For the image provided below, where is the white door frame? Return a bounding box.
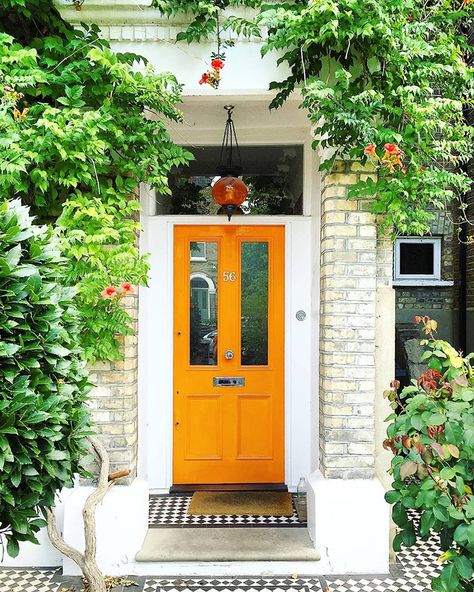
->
[138,214,314,491]
[137,106,320,490]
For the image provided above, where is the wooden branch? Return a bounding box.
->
[108,469,130,481]
[46,507,86,573]
[82,436,111,567]
[45,435,116,592]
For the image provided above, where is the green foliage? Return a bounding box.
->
[0,199,91,558]
[153,0,261,43]
[384,317,474,591]
[157,0,474,235]
[0,1,192,360]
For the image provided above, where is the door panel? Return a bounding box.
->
[184,395,223,460]
[236,395,273,460]
[173,225,284,484]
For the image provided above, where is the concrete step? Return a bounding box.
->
[136,527,321,562]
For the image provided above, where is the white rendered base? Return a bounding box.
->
[0,526,62,568]
[0,487,74,568]
[3,475,389,576]
[126,559,330,577]
[307,470,390,574]
[62,478,149,576]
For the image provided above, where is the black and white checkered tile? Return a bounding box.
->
[148,494,306,528]
[143,576,321,592]
[0,569,58,592]
[323,510,441,592]
[143,510,442,592]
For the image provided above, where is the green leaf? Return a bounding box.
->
[433,505,449,522]
[440,563,458,588]
[454,555,473,579]
[367,56,381,74]
[420,510,435,537]
[392,502,410,527]
[5,244,21,270]
[6,537,19,558]
[439,468,455,480]
[385,490,401,504]
[427,413,446,426]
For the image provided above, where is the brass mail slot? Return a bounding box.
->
[213,377,245,387]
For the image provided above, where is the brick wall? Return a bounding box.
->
[319,161,393,479]
[86,294,139,480]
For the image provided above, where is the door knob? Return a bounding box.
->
[224,349,234,360]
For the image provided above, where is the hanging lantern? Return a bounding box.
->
[211,105,248,221]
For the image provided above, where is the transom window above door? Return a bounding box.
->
[156,144,303,215]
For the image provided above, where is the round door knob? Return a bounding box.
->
[224,349,234,360]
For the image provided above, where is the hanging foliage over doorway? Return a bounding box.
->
[155,0,474,236]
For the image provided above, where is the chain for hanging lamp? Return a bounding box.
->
[211,105,248,221]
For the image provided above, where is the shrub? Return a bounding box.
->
[0,1,192,361]
[0,200,91,558]
[384,316,474,592]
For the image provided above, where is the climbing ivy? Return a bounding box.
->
[155,0,474,235]
[0,0,192,361]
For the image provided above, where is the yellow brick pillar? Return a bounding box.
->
[319,160,393,479]
[87,293,139,479]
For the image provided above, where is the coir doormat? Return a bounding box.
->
[187,491,293,516]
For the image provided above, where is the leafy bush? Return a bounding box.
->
[0,200,91,558]
[384,316,474,592]
[0,0,192,361]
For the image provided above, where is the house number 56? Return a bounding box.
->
[223,271,237,282]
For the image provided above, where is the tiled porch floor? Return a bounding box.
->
[0,510,441,592]
[148,494,306,528]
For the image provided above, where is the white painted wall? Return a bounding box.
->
[57,1,290,94]
[62,479,149,576]
[307,471,390,574]
[1,487,74,567]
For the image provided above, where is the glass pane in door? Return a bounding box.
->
[241,242,268,366]
[190,241,218,365]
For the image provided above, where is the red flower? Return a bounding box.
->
[101,286,117,299]
[418,369,442,392]
[199,72,210,85]
[211,58,224,70]
[364,143,377,157]
[383,438,398,455]
[121,282,134,294]
[427,425,445,439]
[383,143,402,155]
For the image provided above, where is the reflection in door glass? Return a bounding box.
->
[241,242,268,366]
[190,242,218,365]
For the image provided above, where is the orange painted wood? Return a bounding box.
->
[173,225,285,484]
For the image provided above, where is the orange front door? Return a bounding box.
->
[173,225,285,485]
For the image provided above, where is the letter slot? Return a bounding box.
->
[213,377,245,387]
